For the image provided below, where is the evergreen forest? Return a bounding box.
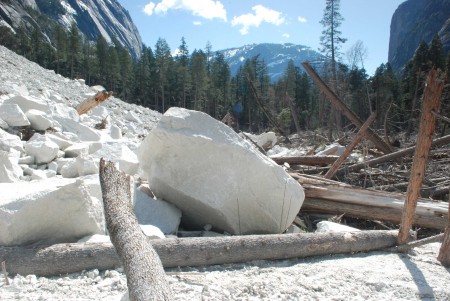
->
[0,22,449,139]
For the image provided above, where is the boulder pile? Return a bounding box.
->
[0,45,305,247]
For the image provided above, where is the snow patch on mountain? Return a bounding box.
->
[219,43,324,82]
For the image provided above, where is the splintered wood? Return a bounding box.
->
[76,90,113,115]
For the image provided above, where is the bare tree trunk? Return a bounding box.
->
[0,231,399,277]
[99,159,173,301]
[398,69,444,244]
[325,112,376,179]
[302,62,392,154]
[286,93,302,136]
[340,134,450,174]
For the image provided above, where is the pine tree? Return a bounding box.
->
[154,38,173,112]
[428,34,446,70]
[319,0,347,134]
[96,36,109,83]
[55,25,67,75]
[190,49,208,111]
[67,22,82,78]
[175,37,191,108]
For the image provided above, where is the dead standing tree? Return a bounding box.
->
[398,69,444,244]
[99,159,173,300]
[302,62,392,154]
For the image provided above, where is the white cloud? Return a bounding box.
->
[142,0,227,21]
[143,2,156,15]
[282,33,290,39]
[193,20,202,26]
[298,16,307,23]
[231,5,285,35]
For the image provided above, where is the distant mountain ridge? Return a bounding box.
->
[0,0,142,59]
[388,0,450,71]
[218,43,325,82]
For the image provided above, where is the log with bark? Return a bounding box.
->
[339,134,450,174]
[291,173,448,230]
[99,159,173,300]
[270,155,339,166]
[0,230,399,277]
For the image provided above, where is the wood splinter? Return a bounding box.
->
[76,90,113,115]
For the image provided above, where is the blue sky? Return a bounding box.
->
[117,0,405,75]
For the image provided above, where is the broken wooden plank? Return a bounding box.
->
[76,90,113,115]
[302,62,392,154]
[398,69,444,244]
[0,230,399,277]
[271,155,339,166]
[325,112,376,179]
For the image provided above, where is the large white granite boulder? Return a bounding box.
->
[92,142,139,175]
[0,104,30,127]
[24,133,59,164]
[133,186,182,234]
[0,150,22,183]
[138,108,305,235]
[4,95,50,113]
[0,176,105,246]
[0,129,24,153]
[25,109,53,131]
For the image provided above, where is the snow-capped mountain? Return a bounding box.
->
[219,43,325,82]
[0,0,142,59]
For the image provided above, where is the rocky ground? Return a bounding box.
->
[0,45,449,300]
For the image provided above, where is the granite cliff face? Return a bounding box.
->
[0,0,142,59]
[388,0,450,71]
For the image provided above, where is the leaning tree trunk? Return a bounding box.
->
[99,159,173,301]
[438,185,450,267]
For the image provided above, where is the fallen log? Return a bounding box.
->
[302,198,446,230]
[294,177,448,229]
[339,134,450,174]
[99,159,173,300]
[76,90,113,115]
[0,230,399,277]
[325,112,376,179]
[271,155,339,166]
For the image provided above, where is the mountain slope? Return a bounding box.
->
[219,43,324,82]
[0,0,142,59]
[388,0,450,71]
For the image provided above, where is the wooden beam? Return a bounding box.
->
[302,62,392,154]
[398,69,444,244]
